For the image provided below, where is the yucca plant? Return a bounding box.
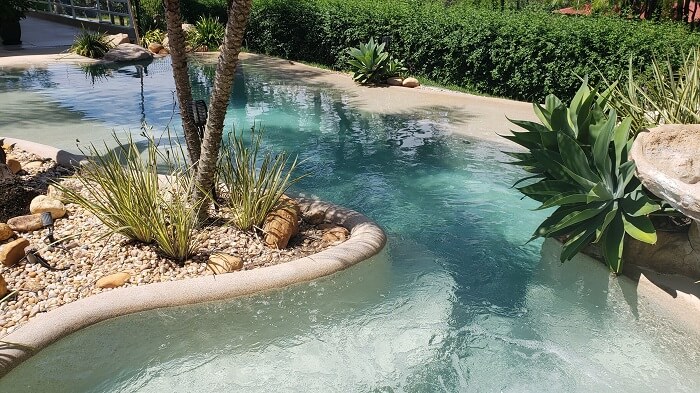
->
[347,38,390,84]
[70,30,111,59]
[601,48,700,135]
[218,127,306,231]
[504,81,660,273]
[57,133,204,262]
[188,16,225,51]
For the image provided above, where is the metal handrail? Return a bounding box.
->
[29,0,136,28]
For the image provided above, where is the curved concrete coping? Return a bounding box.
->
[630,125,700,221]
[1,137,86,167]
[0,140,388,377]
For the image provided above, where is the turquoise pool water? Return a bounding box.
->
[0,59,699,392]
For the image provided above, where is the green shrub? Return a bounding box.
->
[504,81,660,273]
[141,28,166,47]
[58,133,204,262]
[70,30,111,59]
[189,15,225,51]
[245,0,700,102]
[602,48,700,135]
[218,127,306,231]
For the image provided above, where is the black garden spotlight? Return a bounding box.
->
[190,99,208,141]
[40,211,56,246]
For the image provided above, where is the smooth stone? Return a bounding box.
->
[29,195,66,219]
[303,210,325,225]
[158,48,169,55]
[0,274,8,298]
[96,272,131,289]
[387,77,403,86]
[6,158,21,174]
[402,77,420,88]
[47,184,69,203]
[321,226,350,245]
[103,43,154,62]
[263,196,300,249]
[207,253,244,274]
[7,214,43,232]
[106,33,130,47]
[148,42,163,53]
[0,223,14,241]
[0,237,29,267]
[631,124,700,221]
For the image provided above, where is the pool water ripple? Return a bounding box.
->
[0,58,699,392]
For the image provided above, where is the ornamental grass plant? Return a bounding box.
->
[218,127,306,231]
[70,30,111,59]
[58,133,205,262]
[601,48,700,135]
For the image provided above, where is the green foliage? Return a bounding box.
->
[58,133,204,262]
[347,38,390,84]
[189,15,225,51]
[141,28,166,47]
[601,48,700,135]
[70,30,111,59]
[245,0,700,102]
[0,0,31,21]
[504,81,660,273]
[386,57,408,77]
[218,126,306,231]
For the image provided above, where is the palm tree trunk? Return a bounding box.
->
[163,0,201,165]
[192,0,253,219]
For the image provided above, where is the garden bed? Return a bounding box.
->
[0,145,345,338]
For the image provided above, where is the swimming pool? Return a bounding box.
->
[0,57,698,392]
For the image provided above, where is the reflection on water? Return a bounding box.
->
[0,59,699,392]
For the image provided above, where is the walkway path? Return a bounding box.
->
[0,16,84,58]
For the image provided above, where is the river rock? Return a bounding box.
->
[29,195,66,219]
[182,23,195,33]
[321,226,350,245]
[402,77,420,88]
[207,253,243,274]
[47,184,69,203]
[303,210,326,225]
[96,272,131,289]
[263,196,300,249]
[7,214,43,232]
[6,158,21,174]
[0,223,14,241]
[0,274,8,298]
[106,33,130,47]
[103,43,154,62]
[148,42,164,54]
[387,77,403,86]
[158,48,169,55]
[0,237,29,267]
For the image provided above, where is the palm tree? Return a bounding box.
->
[164,0,253,219]
[163,0,201,164]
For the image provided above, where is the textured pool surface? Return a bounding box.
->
[0,58,698,392]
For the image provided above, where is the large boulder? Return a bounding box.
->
[103,43,154,62]
[0,223,14,241]
[631,124,700,221]
[7,214,44,232]
[0,237,29,267]
[29,195,66,219]
[106,33,130,47]
[263,196,300,249]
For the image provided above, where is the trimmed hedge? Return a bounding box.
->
[245,0,700,102]
[138,0,700,102]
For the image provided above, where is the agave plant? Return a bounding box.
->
[347,38,390,84]
[504,81,660,273]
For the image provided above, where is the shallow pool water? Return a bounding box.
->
[0,59,698,392]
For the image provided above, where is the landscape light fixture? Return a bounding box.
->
[381,35,392,51]
[190,100,209,140]
[40,211,56,246]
